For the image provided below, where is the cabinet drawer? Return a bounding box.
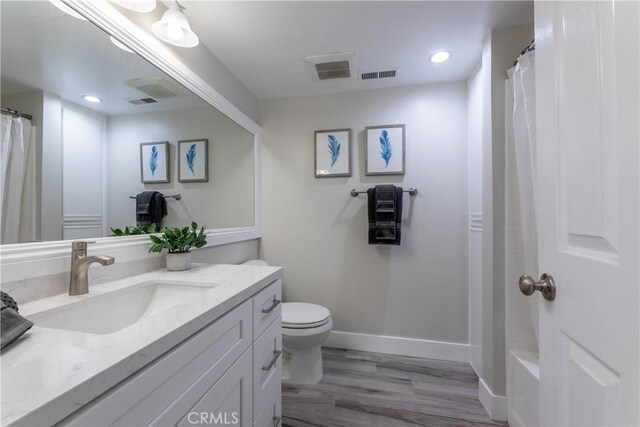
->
[253,317,282,420]
[152,348,253,427]
[60,300,252,426]
[253,280,282,339]
[254,386,282,427]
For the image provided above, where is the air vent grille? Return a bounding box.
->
[128,97,158,105]
[379,70,397,78]
[314,61,351,80]
[305,52,355,82]
[124,76,189,99]
[360,68,398,81]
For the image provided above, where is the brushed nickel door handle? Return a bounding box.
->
[519,273,556,301]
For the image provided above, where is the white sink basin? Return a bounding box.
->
[28,281,216,335]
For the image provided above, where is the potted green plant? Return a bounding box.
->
[111,224,157,236]
[148,222,207,271]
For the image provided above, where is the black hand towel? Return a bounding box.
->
[1,301,33,349]
[367,185,403,245]
[136,191,167,229]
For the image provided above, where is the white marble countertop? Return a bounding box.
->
[0,263,282,426]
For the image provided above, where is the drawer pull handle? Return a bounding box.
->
[262,299,281,314]
[262,350,282,371]
[272,416,281,427]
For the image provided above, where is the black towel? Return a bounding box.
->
[367,185,403,245]
[1,301,33,349]
[136,191,167,229]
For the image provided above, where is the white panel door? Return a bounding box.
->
[535,1,639,426]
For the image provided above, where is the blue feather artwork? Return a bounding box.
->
[149,146,158,176]
[327,135,341,168]
[379,130,392,167]
[186,144,197,174]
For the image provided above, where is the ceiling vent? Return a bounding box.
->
[127,97,158,105]
[124,76,189,99]
[305,52,356,82]
[360,68,399,81]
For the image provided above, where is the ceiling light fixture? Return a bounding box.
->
[151,2,199,48]
[111,0,157,13]
[49,0,87,21]
[83,95,102,103]
[110,36,134,53]
[430,51,451,63]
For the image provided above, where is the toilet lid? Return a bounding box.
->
[282,302,330,328]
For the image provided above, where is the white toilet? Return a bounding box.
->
[281,302,332,385]
[242,260,333,385]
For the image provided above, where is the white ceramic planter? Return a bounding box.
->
[166,252,192,271]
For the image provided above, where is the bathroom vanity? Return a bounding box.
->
[1,264,282,427]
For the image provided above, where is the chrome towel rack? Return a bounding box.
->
[129,194,182,200]
[350,187,418,197]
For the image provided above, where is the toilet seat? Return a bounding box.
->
[282,302,331,330]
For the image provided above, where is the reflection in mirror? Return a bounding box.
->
[0,1,254,244]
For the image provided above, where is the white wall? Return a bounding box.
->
[114,5,259,123]
[61,102,106,239]
[479,23,534,417]
[105,105,254,232]
[468,64,484,377]
[260,82,469,344]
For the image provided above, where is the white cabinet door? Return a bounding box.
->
[535,1,639,426]
[169,349,253,427]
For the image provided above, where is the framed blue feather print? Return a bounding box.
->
[178,139,208,182]
[365,124,405,176]
[314,129,351,178]
[140,141,169,183]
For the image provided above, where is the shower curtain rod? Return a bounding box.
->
[1,107,33,121]
[513,40,535,66]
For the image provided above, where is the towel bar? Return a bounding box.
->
[129,194,182,200]
[350,187,418,197]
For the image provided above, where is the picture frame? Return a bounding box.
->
[365,124,405,176]
[178,139,209,182]
[314,128,352,178]
[140,141,170,183]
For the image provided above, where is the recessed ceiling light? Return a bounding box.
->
[430,51,451,64]
[83,95,102,103]
[49,0,87,21]
[110,36,134,53]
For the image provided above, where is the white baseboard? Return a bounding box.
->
[324,331,469,363]
[479,378,507,421]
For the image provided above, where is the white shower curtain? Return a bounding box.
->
[0,114,37,244]
[511,50,539,342]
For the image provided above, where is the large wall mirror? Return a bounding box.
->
[0,1,256,245]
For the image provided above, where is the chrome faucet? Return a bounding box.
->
[69,241,115,295]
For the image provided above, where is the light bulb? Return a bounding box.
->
[166,23,183,41]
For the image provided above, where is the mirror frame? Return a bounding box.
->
[0,0,261,279]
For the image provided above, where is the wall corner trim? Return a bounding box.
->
[324,331,469,363]
[478,377,508,422]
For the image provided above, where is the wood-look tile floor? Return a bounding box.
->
[282,348,508,427]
